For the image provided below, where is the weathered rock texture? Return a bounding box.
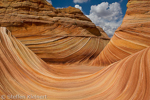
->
[0,26,149,99]
[0,0,150,100]
[0,0,110,63]
[92,0,150,66]
[0,0,103,36]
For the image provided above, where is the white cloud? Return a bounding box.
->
[87,2,123,37]
[47,0,52,4]
[75,5,82,11]
[119,0,123,3]
[73,0,89,3]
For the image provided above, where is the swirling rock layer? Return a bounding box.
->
[0,27,149,99]
[0,0,101,36]
[92,0,150,66]
[0,0,150,100]
[0,0,110,63]
[18,35,109,63]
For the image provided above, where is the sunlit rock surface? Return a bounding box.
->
[0,0,150,100]
[0,27,149,99]
[92,0,150,66]
[0,0,109,64]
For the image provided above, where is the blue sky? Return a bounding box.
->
[47,0,128,37]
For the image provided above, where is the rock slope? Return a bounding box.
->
[92,0,150,66]
[0,0,110,63]
[0,26,149,99]
[0,0,104,36]
[0,0,150,100]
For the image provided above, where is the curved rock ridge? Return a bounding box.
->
[18,35,109,64]
[0,0,110,63]
[0,27,149,100]
[0,0,102,36]
[92,0,150,66]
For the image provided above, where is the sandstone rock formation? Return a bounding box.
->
[92,0,150,66]
[0,26,149,99]
[96,26,110,38]
[0,0,103,36]
[0,0,150,100]
[0,0,110,63]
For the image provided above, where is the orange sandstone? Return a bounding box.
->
[0,0,110,64]
[92,0,150,66]
[0,26,149,100]
[0,0,149,99]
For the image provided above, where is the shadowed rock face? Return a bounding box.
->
[92,0,150,66]
[0,0,110,63]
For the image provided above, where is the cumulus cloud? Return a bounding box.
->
[73,0,89,3]
[47,0,52,4]
[75,5,82,11]
[87,2,123,37]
